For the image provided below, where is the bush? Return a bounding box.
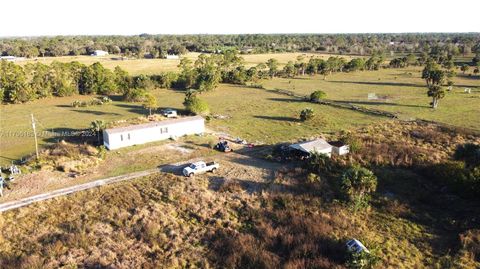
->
[249,83,264,89]
[123,88,148,102]
[340,134,363,153]
[341,165,377,209]
[310,90,327,102]
[305,152,334,173]
[72,97,112,107]
[346,250,379,269]
[424,161,480,197]
[454,143,480,167]
[71,100,88,107]
[100,96,112,104]
[184,96,210,115]
[89,98,103,106]
[300,108,314,121]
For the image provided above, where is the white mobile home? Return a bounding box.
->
[103,116,205,150]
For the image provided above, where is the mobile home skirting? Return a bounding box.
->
[103,116,204,150]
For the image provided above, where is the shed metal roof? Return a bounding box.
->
[289,138,332,153]
[104,116,204,135]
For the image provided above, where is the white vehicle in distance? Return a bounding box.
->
[183,161,219,177]
[162,108,178,118]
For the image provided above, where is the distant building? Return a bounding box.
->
[0,56,25,62]
[289,138,349,157]
[103,116,205,150]
[91,50,109,56]
[166,54,179,59]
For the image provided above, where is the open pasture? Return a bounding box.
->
[262,67,480,129]
[0,83,383,165]
[17,52,354,75]
[1,65,479,165]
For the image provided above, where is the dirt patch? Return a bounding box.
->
[128,143,194,156]
[165,144,193,154]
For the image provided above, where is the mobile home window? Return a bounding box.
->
[120,134,124,141]
[128,133,131,140]
[160,127,168,134]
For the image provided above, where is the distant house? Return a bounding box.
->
[289,138,349,157]
[91,50,109,56]
[103,116,205,150]
[0,56,25,62]
[165,54,179,59]
[0,56,16,61]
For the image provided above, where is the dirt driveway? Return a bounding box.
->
[0,142,288,212]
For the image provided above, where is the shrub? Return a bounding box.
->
[123,88,148,102]
[89,98,103,106]
[184,96,210,115]
[249,83,264,89]
[300,108,314,121]
[346,250,379,269]
[72,100,83,107]
[340,134,363,153]
[305,152,334,173]
[424,161,480,197]
[100,96,112,104]
[454,143,480,167]
[341,165,377,209]
[310,90,327,102]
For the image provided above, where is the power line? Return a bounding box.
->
[31,114,39,160]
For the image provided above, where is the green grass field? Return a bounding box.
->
[0,84,384,165]
[262,67,480,129]
[1,61,479,166]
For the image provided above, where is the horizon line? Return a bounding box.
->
[1,32,480,38]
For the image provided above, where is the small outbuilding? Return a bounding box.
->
[329,141,350,156]
[346,239,370,254]
[166,54,179,59]
[290,138,333,157]
[103,116,204,150]
[289,138,349,157]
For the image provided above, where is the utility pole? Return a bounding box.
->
[31,114,39,160]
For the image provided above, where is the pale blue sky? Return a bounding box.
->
[1,0,479,36]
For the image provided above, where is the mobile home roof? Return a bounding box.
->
[104,116,204,135]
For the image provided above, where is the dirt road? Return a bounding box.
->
[0,148,281,213]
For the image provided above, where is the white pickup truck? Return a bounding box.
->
[183,161,219,177]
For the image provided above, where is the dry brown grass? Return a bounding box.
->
[26,141,103,173]
[344,121,480,167]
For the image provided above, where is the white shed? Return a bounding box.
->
[91,50,109,56]
[289,138,349,157]
[329,141,350,156]
[290,139,333,157]
[103,116,205,150]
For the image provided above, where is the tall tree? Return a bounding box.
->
[427,85,446,109]
[266,58,279,78]
[422,62,447,109]
[143,92,157,116]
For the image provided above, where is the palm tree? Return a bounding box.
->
[90,120,106,145]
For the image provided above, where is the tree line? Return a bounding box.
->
[0,60,133,103]
[1,48,476,110]
[1,33,479,58]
